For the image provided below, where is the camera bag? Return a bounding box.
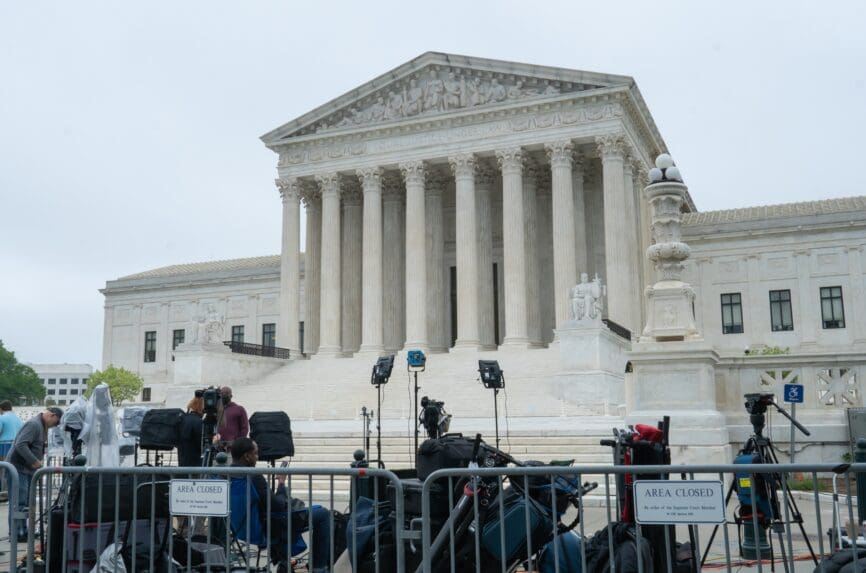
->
[416,433,488,481]
[249,411,294,460]
[138,408,184,450]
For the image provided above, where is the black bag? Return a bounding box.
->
[139,408,184,450]
[388,478,449,518]
[584,522,653,573]
[416,433,489,481]
[66,474,170,523]
[250,411,294,460]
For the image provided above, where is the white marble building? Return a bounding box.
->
[26,363,92,406]
[101,53,866,461]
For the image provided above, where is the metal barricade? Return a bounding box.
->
[0,461,20,572]
[24,464,405,573]
[417,463,866,573]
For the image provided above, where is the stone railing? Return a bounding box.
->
[715,351,865,461]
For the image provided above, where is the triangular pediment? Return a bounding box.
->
[261,52,632,145]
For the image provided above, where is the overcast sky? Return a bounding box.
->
[1,1,864,368]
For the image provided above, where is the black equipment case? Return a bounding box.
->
[416,433,491,481]
[249,411,294,460]
[138,408,184,451]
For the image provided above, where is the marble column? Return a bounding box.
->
[475,162,497,349]
[383,173,405,352]
[276,177,301,355]
[497,147,529,346]
[449,153,481,348]
[340,178,363,353]
[545,140,577,331]
[425,172,448,352]
[536,171,555,344]
[357,167,384,354]
[401,160,428,351]
[316,173,342,356]
[301,186,321,354]
[622,154,642,333]
[596,133,635,332]
[572,154,588,277]
[524,161,541,346]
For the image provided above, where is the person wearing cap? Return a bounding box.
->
[7,407,62,542]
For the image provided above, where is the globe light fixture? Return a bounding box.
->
[655,153,675,170]
[665,165,682,182]
[649,167,664,183]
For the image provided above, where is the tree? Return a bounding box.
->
[0,340,45,405]
[85,365,144,406]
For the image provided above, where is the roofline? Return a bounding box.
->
[260,51,634,146]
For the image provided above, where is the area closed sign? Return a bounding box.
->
[170,479,230,517]
[634,480,725,524]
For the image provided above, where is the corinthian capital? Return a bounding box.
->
[448,153,476,179]
[300,181,321,210]
[314,172,341,197]
[495,147,524,175]
[544,140,574,167]
[595,133,626,160]
[356,167,383,191]
[399,160,426,185]
[275,177,301,202]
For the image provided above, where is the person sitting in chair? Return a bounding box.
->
[230,437,332,573]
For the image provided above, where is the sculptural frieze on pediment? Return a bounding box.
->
[310,68,597,134]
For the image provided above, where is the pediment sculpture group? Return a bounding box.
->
[325,70,566,131]
[570,273,606,322]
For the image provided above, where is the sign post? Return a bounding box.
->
[783,383,804,463]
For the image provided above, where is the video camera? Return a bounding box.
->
[195,386,221,417]
[743,392,775,415]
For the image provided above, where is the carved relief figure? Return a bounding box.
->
[385,90,403,120]
[196,303,225,344]
[489,78,506,103]
[443,72,462,110]
[404,78,423,116]
[424,71,444,112]
[507,80,524,100]
[369,97,386,122]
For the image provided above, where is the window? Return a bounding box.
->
[769,290,794,332]
[721,293,744,334]
[48,378,55,384]
[60,378,67,385]
[59,389,67,395]
[48,389,55,396]
[58,400,66,406]
[232,325,245,343]
[70,389,78,395]
[262,323,276,347]
[172,329,185,350]
[144,331,156,362]
[82,378,88,385]
[142,387,152,402]
[71,378,79,384]
[821,286,846,329]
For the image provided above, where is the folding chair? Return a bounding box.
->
[229,477,307,572]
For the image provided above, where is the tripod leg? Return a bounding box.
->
[701,481,737,567]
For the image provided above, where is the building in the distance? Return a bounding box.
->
[101,53,866,463]
[26,364,93,407]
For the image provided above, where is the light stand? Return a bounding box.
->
[370,355,395,469]
[478,360,505,449]
[360,406,372,461]
[407,350,427,457]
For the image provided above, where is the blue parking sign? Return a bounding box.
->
[784,384,804,403]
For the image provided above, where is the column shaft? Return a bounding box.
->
[426,175,447,351]
[523,163,541,346]
[536,176,555,344]
[316,173,342,355]
[622,158,642,332]
[302,189,321,354]
[572,156,588,275]
[597,134,635,332]
[358,168,384,353]
[546,140,577,330]
[449,153,480,348]
[340,180,363,353]
[383,175,405,352]
[277,178,301,354]
[401,161,428,350]
[475,164,496,348]
[497,147,529,345]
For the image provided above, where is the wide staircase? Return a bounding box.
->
[283,426,618,507]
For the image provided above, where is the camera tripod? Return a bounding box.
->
[701,394,818,572]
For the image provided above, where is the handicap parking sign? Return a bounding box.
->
[783,384,804,403]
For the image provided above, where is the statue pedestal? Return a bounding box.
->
[554,321,629,415]
[627,340,731,464]
[641,280,700,342]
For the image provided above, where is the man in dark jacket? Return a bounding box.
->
[7,407,62,542]
[214,386,248,449]
[231,437,331,572]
